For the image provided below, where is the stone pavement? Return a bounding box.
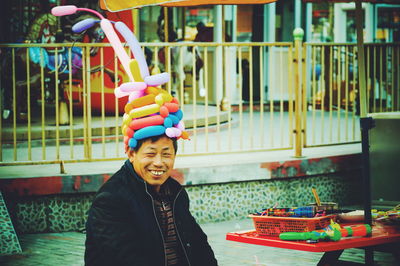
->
[0,218,396,266]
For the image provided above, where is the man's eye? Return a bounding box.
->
[163,153,172,157]
[146,153,156,157]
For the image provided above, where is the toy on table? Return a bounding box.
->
[279,220,372,242]
[372,205,400,224]
[258,206,316,218]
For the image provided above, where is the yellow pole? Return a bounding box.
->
[293,28,304,157]
[355,1,367,118]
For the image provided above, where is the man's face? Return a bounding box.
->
[129,136,176,192]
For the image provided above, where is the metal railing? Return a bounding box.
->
[0,41,398,166]
[304,42,400,148]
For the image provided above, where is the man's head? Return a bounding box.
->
[128,134,177,192]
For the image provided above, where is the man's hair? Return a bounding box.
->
[131,134,178,154]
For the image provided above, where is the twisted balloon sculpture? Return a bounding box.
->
[52,5,189,151]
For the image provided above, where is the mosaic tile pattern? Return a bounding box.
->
[6,173,360,233]
[14,198,47,233]
[187,173,360,224]
[0,191,22,255]
[47,194,94,232]
[8,194,95,233]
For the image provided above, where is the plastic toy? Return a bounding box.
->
[279,222,372,242]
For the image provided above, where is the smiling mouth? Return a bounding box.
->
[149,170,165,176]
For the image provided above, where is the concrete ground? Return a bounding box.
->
[0,218,396,266]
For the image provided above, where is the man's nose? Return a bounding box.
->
[152,154,163,166]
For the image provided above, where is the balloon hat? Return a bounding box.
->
[51,5,189,152]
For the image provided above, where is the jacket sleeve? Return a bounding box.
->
[84,191,147,266]
[180,191,218,266]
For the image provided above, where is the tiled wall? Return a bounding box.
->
[4,172,360,233]
[0,192,22,255]
[188,173,360,224]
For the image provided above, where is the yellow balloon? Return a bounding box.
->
[129,59,143,82]
[146,86,160,95]
[155,93,164,106]
[129,103,160,119]
[125,94,156,113]
[121,124,127,135]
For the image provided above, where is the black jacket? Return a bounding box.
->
[85,160,218,266]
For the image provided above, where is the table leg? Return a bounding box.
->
[317,250,344,266]
[364,247,374,265]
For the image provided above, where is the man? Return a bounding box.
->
[85,134,218,266]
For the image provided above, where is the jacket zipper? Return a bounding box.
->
[173,189,192,266]
[144,183,168,266]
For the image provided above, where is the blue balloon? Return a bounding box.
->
[72,18,98,33]
[168,114,180,125]
[172,109,183,120]
[163,117,173,128]
[134,125,165,140]
[128,138,137,148]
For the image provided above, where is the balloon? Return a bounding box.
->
[173,128,182,137]
[129,59,144,81]
[120,82,147,92]
[161,92,173,103]
[114,87,130,98]
[134,125,165,140]
[171,97,179,105]
[165,127,182,138]
[124,136,129,145]
[168,114,180,125]
[172,109,183,120]
[125,94,155,113]
[129,103,160,119]
[115,21,150,78]
[121,124,127,135]
[100,19,133,81]
[72,18,97,33]
[180,131,190,140]
[176,120,185,131]
[163,117,173,128]
[146,87,160,95]
[51,5,78,16]
[122,113,131,127]
[159,106,169,118]
[128,90,145,102]
[155,94,165,106]
[125,127,134,138]
[164,103,179,113]
[144,72,170,86]
[128,137,137,148]
[129,115,164,130]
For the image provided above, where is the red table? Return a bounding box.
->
[226,226,400,265]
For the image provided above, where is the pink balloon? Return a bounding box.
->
[144,72,170,86]
[114,87,130,98]
[100,19,134,82]
[120,82,147,92]
[165,127,181,138]
[165,128,175,138]
[176,121,185,131]
[173,127,182,137]
[51,5,78,16]
[129,90,145,102]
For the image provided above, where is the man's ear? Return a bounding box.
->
[127,149,135,163]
